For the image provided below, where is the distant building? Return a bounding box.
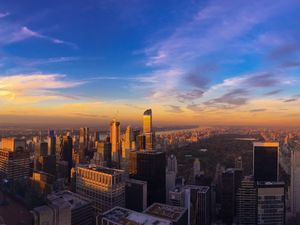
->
[110,119,121,163]
[0,138,30,181]
[236,176,257,225]
[47,130,56,156]
[79,127,89,163]
[143,109,155,150]
[167,154,178,174]
[133,150,166,206]
[166,170,176,204]
[99,206,172,225]
[31,171,55,196]
[96,140,112,167]
[235,156,243,169]
[125,179,147,212]
[75,165,125,213]
[144,203,188,225]
[61,134,73,181]
[253,142,279,182]
[291,146,300,222]
[257,181,285,225]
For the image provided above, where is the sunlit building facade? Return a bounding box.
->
[110,119,121,163]
[75,165,125,213]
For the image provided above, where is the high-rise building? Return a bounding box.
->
[236,176,257,225]
[125,179,147,212]
[167,154,178,174]
[75,165,125,213]
[110,119,121,163]
[143,109,152,133]
[291,146,300,222]
[133,150,166,206]
[0,138,30,181]
[221,169,236,224]
[99,207,172,225]
[61,133,73,181]
[47,130,56,156]
[124,126,133,151]
[187,185,211,225]
[143,109,155,150]
[253,142,279,182]
[96,140,112,167]
[144,203,188,225]
[79,127,89,163]
[257,182,285,225]
[166,170,176,204]
[235,156,243,169]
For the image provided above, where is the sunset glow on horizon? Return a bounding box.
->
[0,0,300,127]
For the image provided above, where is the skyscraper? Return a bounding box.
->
[257,182,285,225]
[79,127,89,163]
[61,133,73,181]
[253,142,279,182]
[125,179,147,212]
[124,125,133,150]
[75,165,125,213]
[0,138,30,181]
[47,129,56,156]
[133,150,166,206]
[167,154,178,174]
[291,146,300,222]
[110,119,121,163]
[143,109,155,150]
[143,109,152,133]
[236,176,257,225]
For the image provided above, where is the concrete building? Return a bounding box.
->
[75,165,125,213]
[236,176,257,225]
[257,182,285,225]
[0,138,30,181]
[110,119,121,163]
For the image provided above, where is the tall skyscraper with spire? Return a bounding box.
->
[110,119,121,163]
[143,109,155,150]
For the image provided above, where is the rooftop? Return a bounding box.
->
[253,142,279,147]
[144,203,187,222]
[101,207,171,225]
[77,164,124,175]
[47,191,91,210]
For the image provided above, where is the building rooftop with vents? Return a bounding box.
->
[144,203,187,224]
[100,207,172,225]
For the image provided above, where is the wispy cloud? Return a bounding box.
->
[0,74,84,103]
[0,12,10,18]
[9,26,77,48]
[165,105,183,113]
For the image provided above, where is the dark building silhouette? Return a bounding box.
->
[133,150,166,206]
[253,142,279,182]
[221,168,241,224]
[97,140,112,167]
[236,176,257,225]
[61,133,73,181]
[125,179,147,212]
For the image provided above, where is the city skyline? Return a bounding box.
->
[0,0,300,127]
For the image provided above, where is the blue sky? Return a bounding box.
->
[0,0,300,127]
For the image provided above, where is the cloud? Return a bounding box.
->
[19,57,79,66]
[4,26,77,48]
[178,89,204,102]
[270,43,300,60]
[0,74,84,103]
[186,104,204,113]
[205,89,249,107]
[0,12,10,18]
[249,108,266,112]
[264,89,282,96]
[165,105,183,113]
[283,98,297,103]
[245,73,279,88]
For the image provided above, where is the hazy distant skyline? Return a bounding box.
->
[0,0,300,127]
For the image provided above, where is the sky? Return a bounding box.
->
[0,0,300,128]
